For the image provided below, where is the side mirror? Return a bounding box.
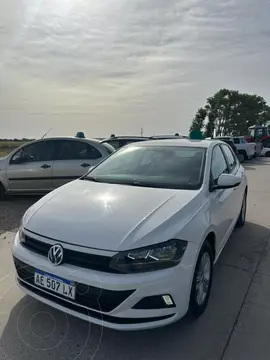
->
[214,173,242,190]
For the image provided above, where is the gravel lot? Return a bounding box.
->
[1,157,270,360]
[0,197,38,235]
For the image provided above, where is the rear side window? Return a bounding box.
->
[233,138,240,144]
[55,140,102,160]
[211,145,228,182]
[10,141,54,164]
[220,144,237,172]
[105,140,121,149]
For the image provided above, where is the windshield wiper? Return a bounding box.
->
[83,176,102,182]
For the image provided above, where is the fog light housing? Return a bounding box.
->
[133,294,175,309]
[162,295,174,306]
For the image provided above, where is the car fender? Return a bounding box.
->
[176,196,215,248]
[0,160,8,191]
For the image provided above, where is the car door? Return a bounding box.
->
[220,143,245,219]
[209,145,235,254]
[6,140,54,192]
[52,139,103,188]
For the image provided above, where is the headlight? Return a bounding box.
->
[18,225,25,244]
[110,239,188,274]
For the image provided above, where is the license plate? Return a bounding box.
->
[34,269,76,300]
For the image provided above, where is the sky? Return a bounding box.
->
[1,0,270,139]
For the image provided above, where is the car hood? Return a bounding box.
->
[24,180,201,251]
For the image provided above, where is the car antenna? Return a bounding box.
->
[41,127,54,139]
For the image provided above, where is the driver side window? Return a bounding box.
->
[10,141,54,164]
[211,145,229,183]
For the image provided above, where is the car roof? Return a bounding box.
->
[101,136,149,141]
[215,136,232,139]
[130,139,221,148]
[30,136,101,144]
[149,135,186,139]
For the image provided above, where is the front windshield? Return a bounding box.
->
[86,145,206,190]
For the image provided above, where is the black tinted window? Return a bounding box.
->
[11,141,54,164]
[221,144,237,171]
[106,140,120,149]
[233,138,240,144]
[211,145,228,181]
[55,141,102,160]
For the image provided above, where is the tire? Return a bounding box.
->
[239,150,248,161]
[238,153,245,163]
[253,153,257,158]
[0,182,5,201]
[265,151,270,157]
[189,241,214,318]
[236,192,247,227]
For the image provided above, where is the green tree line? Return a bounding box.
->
[190,89,270,137]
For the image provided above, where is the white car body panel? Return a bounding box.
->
[261,147,270,157]
[24,180,201,251]
[12,139,248,330]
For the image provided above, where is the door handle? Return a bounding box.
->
[81,163,90,168]
[41,164,51,169]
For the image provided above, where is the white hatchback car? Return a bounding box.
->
[13,139,247,330]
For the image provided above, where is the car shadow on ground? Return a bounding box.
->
[1,221,269,360]
[243,158,270,170]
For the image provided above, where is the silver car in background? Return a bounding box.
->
[0,137,114,199]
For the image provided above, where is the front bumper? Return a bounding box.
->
[12,232,198,330]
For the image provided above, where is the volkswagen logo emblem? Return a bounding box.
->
[48,244,64,266]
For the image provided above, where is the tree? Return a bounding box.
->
[189,107,207,132]
[191,89,270,138]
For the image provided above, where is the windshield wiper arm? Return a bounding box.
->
[82,176,101,182]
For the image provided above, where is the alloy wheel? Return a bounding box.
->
[196,252,211,306]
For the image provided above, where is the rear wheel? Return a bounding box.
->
[189,241,214,318]
[265,151,270,157]
[236,192,247,227]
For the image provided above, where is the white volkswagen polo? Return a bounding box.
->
[12,139,247,330]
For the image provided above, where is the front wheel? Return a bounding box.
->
[236,192,247,227]
[238,153,245,163]
[189,242,214,318]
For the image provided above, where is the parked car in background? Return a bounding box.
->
[150,134,188,140]
[0,137,114,200]
[207,138,241,162]
[261,147,270,157]
[13,139,247,330]
[215,136,255,162]
[232,136,257,159]
[100,136,150,150]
